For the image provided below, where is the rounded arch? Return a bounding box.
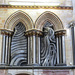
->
[4,10,34,31]
[35,11,64,31]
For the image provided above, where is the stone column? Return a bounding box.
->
[25,32,33,65]
[36,34,41,65]
[69,22,75,65]
[32,34,36,64]
[56,36,59,64]
[1,34,6,65]
[55,30,66,66]
[5,35,9,65]
[37,37,40,64]
[62,35,66,64]
[30,35,33,64]
[59,35,62,63]
[0,30,3,64]
[0,29,13,65]
[72,0,75,20]
[28,36,30,64]
[25,30,42,66]
[8,35,12,65]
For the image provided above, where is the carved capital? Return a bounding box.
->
[0,29,13,36]
[55,29,66,36]
[25,29,43,36]
[69,21,75,28]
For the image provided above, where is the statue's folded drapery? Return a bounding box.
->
[41,26,56,66]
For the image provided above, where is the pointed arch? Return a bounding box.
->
[35,11,64,31]
[10,22,28,66]
[4,10,34,31]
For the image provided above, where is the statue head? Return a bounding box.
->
[43,27,51,36]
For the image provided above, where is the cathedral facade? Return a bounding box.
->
[0,0,75,75]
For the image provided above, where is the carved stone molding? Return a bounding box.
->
[0,5,73,10]
[69,21,75,28]
[35,11,64,31]
[25,29,43,36]
[4,10,34,31]
[0,29,13,36]
[55,29,66,36]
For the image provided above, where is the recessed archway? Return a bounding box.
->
[35,11,64,31]
[10,22,28,66]
[4,10,34,31]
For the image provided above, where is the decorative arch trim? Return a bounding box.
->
[35,11,64,31]
[4,10,34,31]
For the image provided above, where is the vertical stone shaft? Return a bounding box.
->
[59,36,62,63]
[8,36,11,65]
[62,35,66,64]
[36,36,40,65]
[38,37,40,64]
[30,36,33,64]
[28,36,30,64]
[5,36,9,65]
[56,36,59,64]
[33,35,36,64]
[2,35,6,64]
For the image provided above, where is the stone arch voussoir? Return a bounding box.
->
[35,11,64,31]
[4,10,34,31]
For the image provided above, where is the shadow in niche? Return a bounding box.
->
[16,74,29,75]
[10,22,28,66]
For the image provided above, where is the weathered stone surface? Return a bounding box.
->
[7,69,72,75]
[0,70,7,75]
[42,70,69,75]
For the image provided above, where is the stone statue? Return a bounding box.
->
[41,27,56,66]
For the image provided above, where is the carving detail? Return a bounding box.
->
[10,22,28,66]
[41,22,56,66]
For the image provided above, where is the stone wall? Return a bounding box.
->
[0,70,7,75]
[0,0,74,74]
[1,69,73,75]
[1,0,72,6]
[0,8,73,66]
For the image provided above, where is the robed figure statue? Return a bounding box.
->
[41,26,56,66]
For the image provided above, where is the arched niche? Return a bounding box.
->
[4,10,34,31]
[40,21,57,66]
[35,11,66,66]
[35,11,64,31]
[10,22,28,66]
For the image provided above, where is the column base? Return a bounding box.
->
[56,63,66,66]
[0,63,9,66]
[32,63,40,66]
[27,63,40,66]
